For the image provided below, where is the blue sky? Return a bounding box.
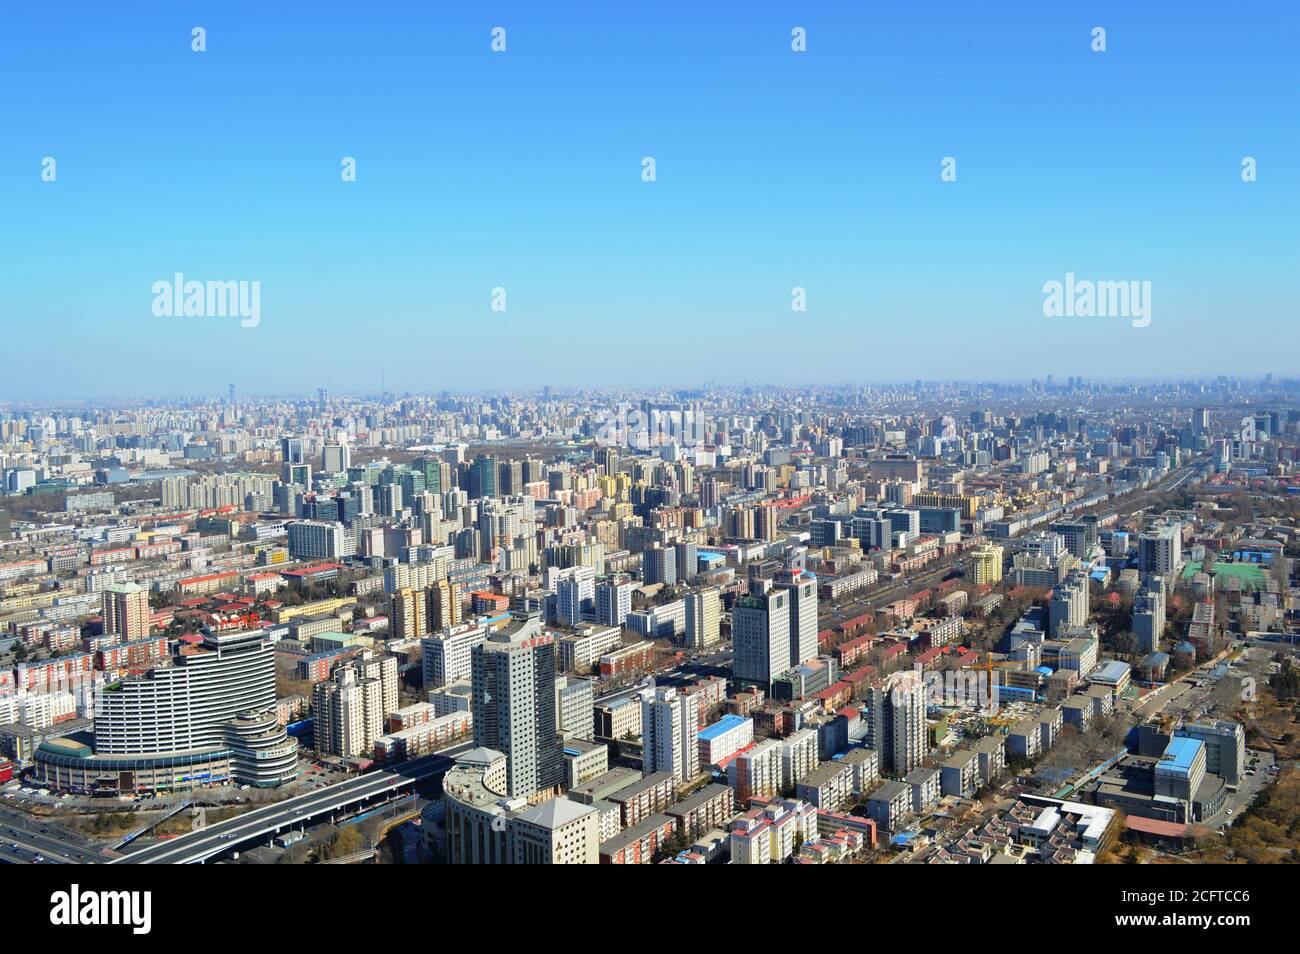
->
[2,1,1297,398]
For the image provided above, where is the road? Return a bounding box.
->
[0,804,106,865]
[112,740,475,864]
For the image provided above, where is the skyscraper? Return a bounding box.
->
[468,455,498,500]
[775,570,818,672]
[471,615,563,798]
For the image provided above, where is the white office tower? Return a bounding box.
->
[641,686,699,784]
[1048,570,1090,637]
[685,586,722,649]
[287,520,348,560]
[867,670,930,777]
[556,567,596,627]
[595,575,634,627]
[555,676,594,741]
[732,586,791,687]
[776,570,818,668]
[471,615,563,798]
[312,663,385,758]
[421,623,488,689]
[94,630,276,754]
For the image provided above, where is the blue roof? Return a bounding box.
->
[1159,737,1203,775]
[1034,666,1054,676]
[697,714,750,742]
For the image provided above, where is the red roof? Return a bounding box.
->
[1124,815,1189,837]
[814,681,851,701]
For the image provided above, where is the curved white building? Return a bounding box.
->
[95,630,276,754]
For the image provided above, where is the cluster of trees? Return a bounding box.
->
[1222,768,1300,864]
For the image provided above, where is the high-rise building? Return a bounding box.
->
[428,579,461,631]
[281,437,306,465]
[95,630,276,755]
[392,587,428,640]
[471,615,564,798]
[468,455,498,500]
[685,586,722,649]
[286,520,348,560]
[867,671,929,777]
[1048,520,1095,560]
[312,663,385,758]
[322,443,351,474]
[641,686,699,785]
[422,623,488,689]
[101,582,148,642]
[971,541,1004,585]
[1133,579,1167,654]
[595,575,634,628]
[775,570,818,671]
[556,566,596,627]
[642,543,677,587]
[673,540,698,583]
[1139,523,1183,578]
[732,587,791,688]
[1048,570,1090,637]
[555,675,594,741]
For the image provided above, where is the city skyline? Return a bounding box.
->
[0,1,1296,894]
